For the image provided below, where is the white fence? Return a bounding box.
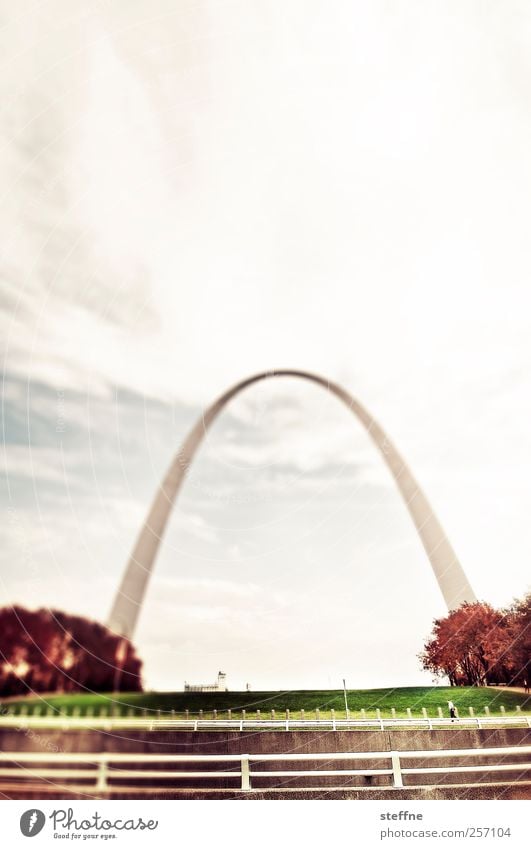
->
[0,745,530,791]
[0,714,530,732]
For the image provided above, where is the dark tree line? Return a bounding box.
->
[419,593,530,687]
[0,606,142,696]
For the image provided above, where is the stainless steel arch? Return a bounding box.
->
[108,370,476,638]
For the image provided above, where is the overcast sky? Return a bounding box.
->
[1,0,530,692]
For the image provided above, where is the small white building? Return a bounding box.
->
[184,671,228,692]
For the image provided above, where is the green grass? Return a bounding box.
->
[1,686,529,719]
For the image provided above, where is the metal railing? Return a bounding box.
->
[0,745,530,791]
[0,714,529,731]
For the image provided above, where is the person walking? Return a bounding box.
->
[448,700,457,721]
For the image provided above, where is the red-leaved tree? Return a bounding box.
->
[419,595,530,687]
[0,606,142,696]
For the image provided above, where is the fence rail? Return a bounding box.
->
[0,745,530,791]
[0,715,530,731]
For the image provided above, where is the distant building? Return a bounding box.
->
[184,671,228,692]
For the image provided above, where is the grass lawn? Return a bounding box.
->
[1,686,529,719]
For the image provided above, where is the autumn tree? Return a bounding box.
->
[0,606,142,696]
[503,593,531,686]
[419,602,513,686]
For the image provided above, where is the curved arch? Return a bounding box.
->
[108,370,476,638]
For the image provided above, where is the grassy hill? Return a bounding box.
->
[1,686,529,718]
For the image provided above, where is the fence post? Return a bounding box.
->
[391,708,396,720]
[241,756,251,791]
[185,709,189,720]
[476,717,482,730]
[271,709,275,721]
[437,707,443,719]
[242,709,246,725]
[377,708,384,731]
[227,709,231,720]
[390,752,403,788]
[194,718,198,731]
[406,708,412,720]
[103,707,113,731]
[286,709,290,731]
[500,706,506,715]
[213,709,217,721]
[96,759,108,792]
[316,708,320,722]
[301,709,305,722]
[421,707,427,720]
[484,706,490,716]
[469,707,475,717]
[331,709,336,731]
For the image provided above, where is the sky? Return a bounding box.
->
[1,0,530,692]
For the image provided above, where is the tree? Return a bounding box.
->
[504,593,531,687]
[0,606,142,697]
[419,601,513,686]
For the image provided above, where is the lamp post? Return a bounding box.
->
[342,678,349,719]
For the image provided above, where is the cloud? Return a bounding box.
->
[1,1,531,688]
